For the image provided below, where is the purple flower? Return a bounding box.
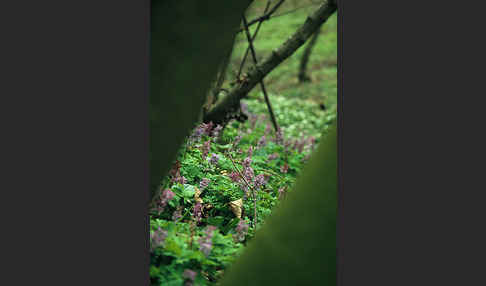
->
[163,189,175,201]
[257,135,267,148]
[201,140,211,160]
[199,178,210,191]
[156,189,175,214]
[182,269,197,282]
[235,220,249,242]
[172,175,187,185]
[255,174,266,189]
[150,227,168,251]
[199,226,217,256]
[242,157,252,169]
[243,167,254,182]
[172,208,182,221]
[247,146,254,158]
[212,124,223,138]
[193,202,203,223]
[203,121,214,136]
[209,153,219,165]
[189,125,205,143]
[169,160,181,178]
[228,171,240,183]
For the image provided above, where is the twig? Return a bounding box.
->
[237,0,273,79]
[241,15,280,132]
[204,1,337,124]
[237,0,286,32]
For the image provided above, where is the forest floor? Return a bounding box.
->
[150,1,337,285]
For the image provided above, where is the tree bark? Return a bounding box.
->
[204,0,337,125]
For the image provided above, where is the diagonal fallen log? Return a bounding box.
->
[204,0,337,125]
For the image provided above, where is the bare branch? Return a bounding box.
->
[241,15,280,132]
[236,0,323,33]
[204,1,337,124]
[237,0,273,79]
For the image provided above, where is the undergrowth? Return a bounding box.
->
[149,95,336,285]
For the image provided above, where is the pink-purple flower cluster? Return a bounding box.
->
[156,189,175,214]
[193,202,203,223]
[247,146,254,157]
[242,157,252,168]
[172,208,182,221]
[170,160,187,185]
[150,227,168,251]
[257,135,267,149]
[199,225,217,256]
[182,269,197,286]
[172,175,187,184]
[212,124,223,138]
[243,166,254,182]
[209,153,219,165]
[234,220,249,242]
[202,121,214,136]
[228,171,240,183]
[254,174,266,189]
[199,178,210,191]
[189,124,205,143]
[201,140,211,160]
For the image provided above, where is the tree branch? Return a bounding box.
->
[241,15,280,132]
[237,0,286,33]
[204,0,337,124]
[237,0,273,79]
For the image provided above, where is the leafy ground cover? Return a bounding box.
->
[150,1,337,285]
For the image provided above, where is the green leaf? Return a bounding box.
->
[182,184,196,199]
[206,216,225,228]
[163,238,182,256]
